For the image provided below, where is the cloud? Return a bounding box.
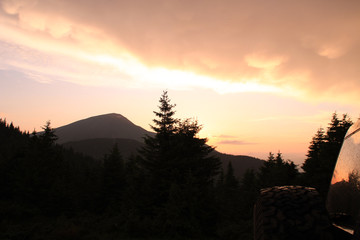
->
[0,0,360,101]
[0,41,135,87]
[214,135,238,139]
[217,140,255,145]
[245,52,287,69]
[215,134,255,145]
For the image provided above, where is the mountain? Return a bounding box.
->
[57,113,264,178]
[62,138,143,160]
[212,151,264,178]
[62,138,264,178]
[55,113,153,144]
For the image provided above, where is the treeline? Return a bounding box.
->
[0,91,353,240]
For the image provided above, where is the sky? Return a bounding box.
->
[1,0,360,165]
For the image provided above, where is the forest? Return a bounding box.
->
[0,91,353,240]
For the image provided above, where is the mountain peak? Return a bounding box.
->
[92,112,124,117]
[82,113,127,120]
[55,113,153,144]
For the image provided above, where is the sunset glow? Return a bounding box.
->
[88,54,283,94]
[1,0,360,164]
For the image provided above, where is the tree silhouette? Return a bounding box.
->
[302,113,352,195]
[4,96,328,239]
[138,91,221,237]
[140,91,220,194]
[39,121,58,147]
[302,128,326,174]
[151,90,178,137]
[103,144,124,207]
[216,161,243,239]
[224,161,238,188]
[258,152,298,188]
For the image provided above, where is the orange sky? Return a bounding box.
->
[1,0,360,164]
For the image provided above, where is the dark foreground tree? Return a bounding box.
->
[216,162,243,239]
[302,112,352,195]
[140,91,220,194]
[138,91,221,237]
[103,144,124,207]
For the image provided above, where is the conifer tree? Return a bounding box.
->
[140,91,220,187]
[151,91,178,137]
[302,112,352,195]
[103,144,124,205]
[172,118,221,186]
[39,121,58,147]
[258,152,298,188]
[16,120,65,215]
[224,161,238,188]
[140,91,178,176]
[302,128,325,177]
[239,169,259,218]
[138,91,221,236]
[216,161,243,239]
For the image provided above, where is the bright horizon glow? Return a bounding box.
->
[89,54,283,94]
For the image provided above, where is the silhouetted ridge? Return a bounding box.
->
[213,151,264,177]
[55,113,153,144]
[62,138,143,160]
[56,113,264,178]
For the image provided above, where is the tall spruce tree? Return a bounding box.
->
[140,91,220,187]
[138,91,221,237]
[140,91,178,178]
[151,91,178,137]
[302,112,352,195]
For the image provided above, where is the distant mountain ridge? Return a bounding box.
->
[56,113,264,178]
[62,138,144,160]
[55,113,153,144]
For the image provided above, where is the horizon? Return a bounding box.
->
[1,110,354,165]
[1,0,360,165]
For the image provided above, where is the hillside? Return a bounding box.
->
[57,113,264,178]
[62,138,143,160]
[63,138,264,178]
[213,151,264,178]
[55,113,153,144]
[0,113,264,239]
